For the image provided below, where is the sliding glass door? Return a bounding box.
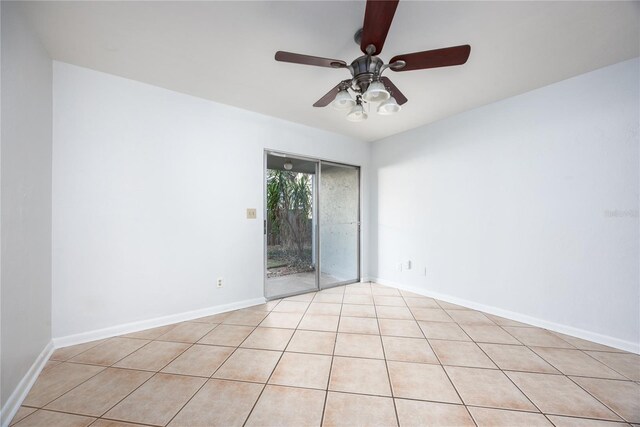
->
[264,152,360,299]
[319,162,360,289]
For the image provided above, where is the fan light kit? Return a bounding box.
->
[275,0,471,122]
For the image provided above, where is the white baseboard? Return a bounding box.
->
[53,297,266,349]
[372,277,640,354]
[1,341,54,427]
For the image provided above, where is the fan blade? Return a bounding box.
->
[380,77,407,105]
[390,45,471,72]
[275,51,347,69]
[313,83,342,107]
[360,0,399,55]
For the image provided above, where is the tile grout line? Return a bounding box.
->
[17,283,638,426]
[239,293,317,427]
[162,307,273,427]
[399,288,478,427]
[318,282,347,426]
[94,323,223,425]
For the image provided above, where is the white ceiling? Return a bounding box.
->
[21,1,639,142]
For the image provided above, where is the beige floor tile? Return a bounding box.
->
[323,392,397,427]
[23,362,105,407]
[399,290,424,298]
[551,332,627,352]
[375,305,414,320]
[198,324,254,347]
[341,304,376,318]
[13,410,94,427]
[338,316,380,334]
[248,300,282,311]
[374,296,406,307]
[506,371,621,420]
[50,340,107,361]
[503,327,575,348]
[418,321,471,341]
[162,344,234,377]
[329,356,392,396]
[298,314,340,332]
[306,302,342,316]
[313,293,344,303]
[269,352,332,389]
[156,322,215,343]
[404,297,440,309]
[342,294,374,305]
[344,286,373,295]
[9,407,36,426]
[379,319,423,338]
[468,406,553,426]
[382,336,438,364]
[213,348,282,383]
[191,311,232,323]
[479,343,560,374]
[437,300,470,310]
[271,300,310,313]
[447,310,495,325]
[388,361,460,403]
[571,376,640,423]
[286,330,336,355]
[430,339,497,368]
[167,379,262,427]
[484,314,534,327]
[222,309,269,326]
[531,347,626,379]
[586,351,640,381]
[285,292,316,302]
[45,368,152,416]
[546,415,631,427]
[371,286,401,296]
[113,341,189,371]
[240,327,295,351]
[104,373,205,426]
[91,420,149,427]
[459,324,520,344]
[320,285,347,293]
[121,325,178,340]
[335,333,385,359]
[410,308,454,322]
[70,338,149,366]
[41,360,61,373]
[246,385,325,427]
[445,366,537,411]
[259,312,304,329]
[395,399,474,427]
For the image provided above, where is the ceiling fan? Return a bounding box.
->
[275,0,470,122]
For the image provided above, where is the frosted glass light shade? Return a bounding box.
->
[331,89,356,110]
[362,81,390,102]
[346,104,368,122]
[377,97,401,115]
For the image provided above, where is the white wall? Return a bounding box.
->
[1,1,53,417]
[370,58,639,351]
[52,62,369,339]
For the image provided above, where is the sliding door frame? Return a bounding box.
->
[263,149,361,300]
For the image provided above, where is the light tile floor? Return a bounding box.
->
[11,282,640,427]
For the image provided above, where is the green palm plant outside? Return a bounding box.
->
[267,169,312,260]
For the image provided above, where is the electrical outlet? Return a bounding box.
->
[397,262,403,272]
[217,278,223,288]
[246,208,257,219]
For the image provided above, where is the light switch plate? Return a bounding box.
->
[246,208,257,219]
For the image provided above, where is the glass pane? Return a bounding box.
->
[319,163,359,288]
[265,155,318,299]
